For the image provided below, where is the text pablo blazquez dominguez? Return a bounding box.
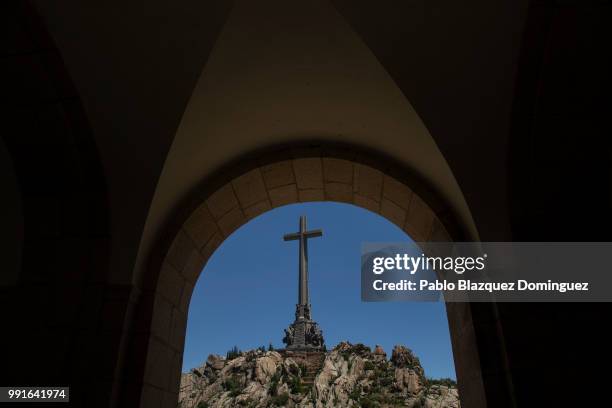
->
[370,253,589,293]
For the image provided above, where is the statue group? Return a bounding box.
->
[283,318,325,349]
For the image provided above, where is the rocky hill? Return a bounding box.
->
[179,342,460,408]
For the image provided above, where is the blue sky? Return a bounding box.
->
[183,202,456,379]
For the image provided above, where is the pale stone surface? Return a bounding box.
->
[425,386,461,408]
[373,344,386,359]
[179,343,460,408]
[269,184,298,207]
[293,158,324,189]
[391,345,424,375]
[206,354,226,370]
[395,367,421,394]
[261,160,295,188]
[232,169,268,208]
[254,352,283,383]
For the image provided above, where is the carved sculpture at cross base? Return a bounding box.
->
[282,318,325,350]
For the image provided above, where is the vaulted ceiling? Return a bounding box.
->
[27,0,531,285]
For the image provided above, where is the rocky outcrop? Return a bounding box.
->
[179,343,460,408]
[373,345,386,360]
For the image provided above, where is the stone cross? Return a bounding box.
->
[283,215,322,319]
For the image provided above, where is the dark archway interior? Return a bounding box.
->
[1,1,611,407]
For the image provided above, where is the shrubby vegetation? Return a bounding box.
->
[270,392,289,406]
[427,377,457,387]
[222,375,242,397]
[226,346,241,360]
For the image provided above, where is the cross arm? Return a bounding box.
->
[284,233,301,241]
[283,229,323,241]
[304,229,323,238]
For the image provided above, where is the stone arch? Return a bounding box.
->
[125,145,490,408]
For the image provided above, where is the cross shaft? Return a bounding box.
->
[283,216,322,314]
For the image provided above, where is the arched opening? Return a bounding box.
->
[125,147,492,408]
[181,201,459,407]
